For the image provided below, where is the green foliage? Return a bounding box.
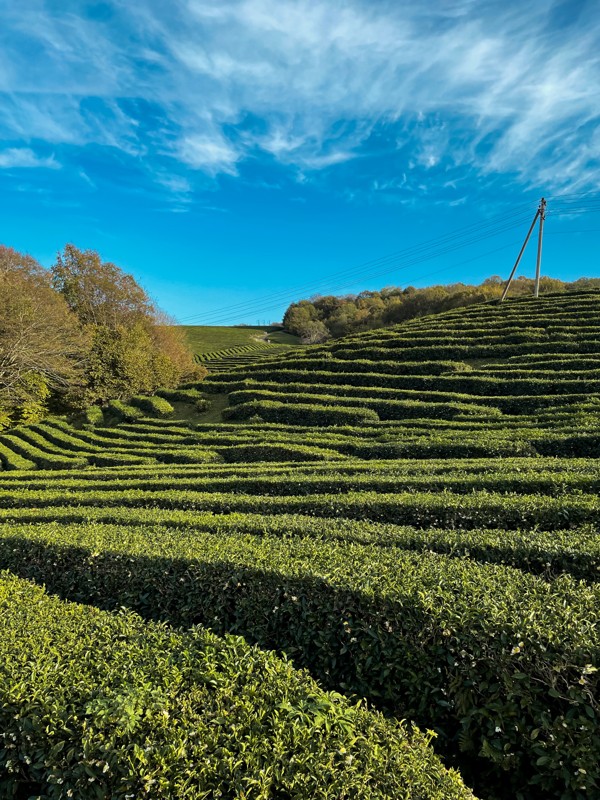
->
[283,278,600,340]
[182,325,295,354]
[106,399,144,422]
[84,405,104,426]
[223,399,380,426]
[130,395,175,417]
[0,523,597,798]
[0,572,472,800]
[2,291,600,798]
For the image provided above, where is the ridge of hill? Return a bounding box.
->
[0,291,599,799]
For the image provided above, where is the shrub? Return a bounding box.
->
[0,526,596,798]
[156,387,203,402]
[223,400,379,427]
[0,572,473,800]
[130,395,175,417]
[84,405,104,425]
[106,400,143,422]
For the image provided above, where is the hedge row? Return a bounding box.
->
[0,487,598,529]
[223,400,380,426]
[1,510,598,581]
[0,433,87,470]
[4,455,594,486]
[328,340,600,362]
[156,386,203,402]
[227,390,493,421]
[211,368,600,398]
[0,441,36,471]
[130,395,175,417]
[206,376,593,417]
[1,526,597,798]
[4,463,598,498]
[238,357,476,377]
[83,405,104,425]
[0,572,471,800]
[106,399,144,422]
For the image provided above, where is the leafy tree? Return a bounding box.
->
[282,275,595,340]
[52,245,201,407]
[52,244,152,328]
[0,245,85,426]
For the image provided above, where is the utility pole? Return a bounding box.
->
[534,197,547,298]
[500,202,542,302]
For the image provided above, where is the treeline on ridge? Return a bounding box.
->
[283,275,600,342]
[0,244,203,428]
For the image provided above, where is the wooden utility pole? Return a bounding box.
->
[534,197,547,298]
[500,204,541,302]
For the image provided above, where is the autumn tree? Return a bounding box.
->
[51,244,201,406]
[0,246,85,426]
[282,275,588,340]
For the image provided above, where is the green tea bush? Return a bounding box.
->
[0,441,36,470]
[223,400,380,426]
[0,487,597,529]
[0,572,473,800]
[106,399,144,422]
[0,433,87,470]
[0,528,596,798]
[218,443,347,463]
[156,386,203,402]
[131,395,175,417]
[84,405,104,425]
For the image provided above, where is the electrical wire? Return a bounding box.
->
[179,198,599,326]
[191,216,534,325]
[179,206,536,325]
[177,201,537,323]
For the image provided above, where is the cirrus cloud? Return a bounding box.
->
[0,0,598,195]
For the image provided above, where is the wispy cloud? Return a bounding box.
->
[0,147,60,169]
[0,0,598,194]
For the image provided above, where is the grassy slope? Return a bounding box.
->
[182,324,299,353]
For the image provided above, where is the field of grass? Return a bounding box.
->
[181,324,301,372]
[1,291,599,799]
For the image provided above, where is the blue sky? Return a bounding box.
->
[0,0,599,323]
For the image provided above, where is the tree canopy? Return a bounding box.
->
[283,276,600,342]
[0,244,202,428]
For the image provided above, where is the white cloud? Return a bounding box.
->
[0,0,598,190]
[0,147,60,169]
[177,134,240,174]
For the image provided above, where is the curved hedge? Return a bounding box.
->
[0,572,473,800]
[223,400,380,426]
[0,527,597,799]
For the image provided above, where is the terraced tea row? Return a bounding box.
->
[0,516,596,798]
[1,292,598,800]
[2,409,599,470]
[0,572,470,799]
[175,294,600,450]
[196,342,296,371]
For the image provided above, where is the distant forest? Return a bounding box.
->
[282,275,600,342]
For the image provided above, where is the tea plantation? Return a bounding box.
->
[182,324,301,371]
[1,291,599,799]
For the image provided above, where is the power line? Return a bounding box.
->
[180,198,599,326]
[193,216,537,326]
[178,201,537,324]
[180,206,536,325]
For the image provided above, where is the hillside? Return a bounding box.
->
[0,291,599,799]
[282,276,600,342]
[182,324,301,372]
